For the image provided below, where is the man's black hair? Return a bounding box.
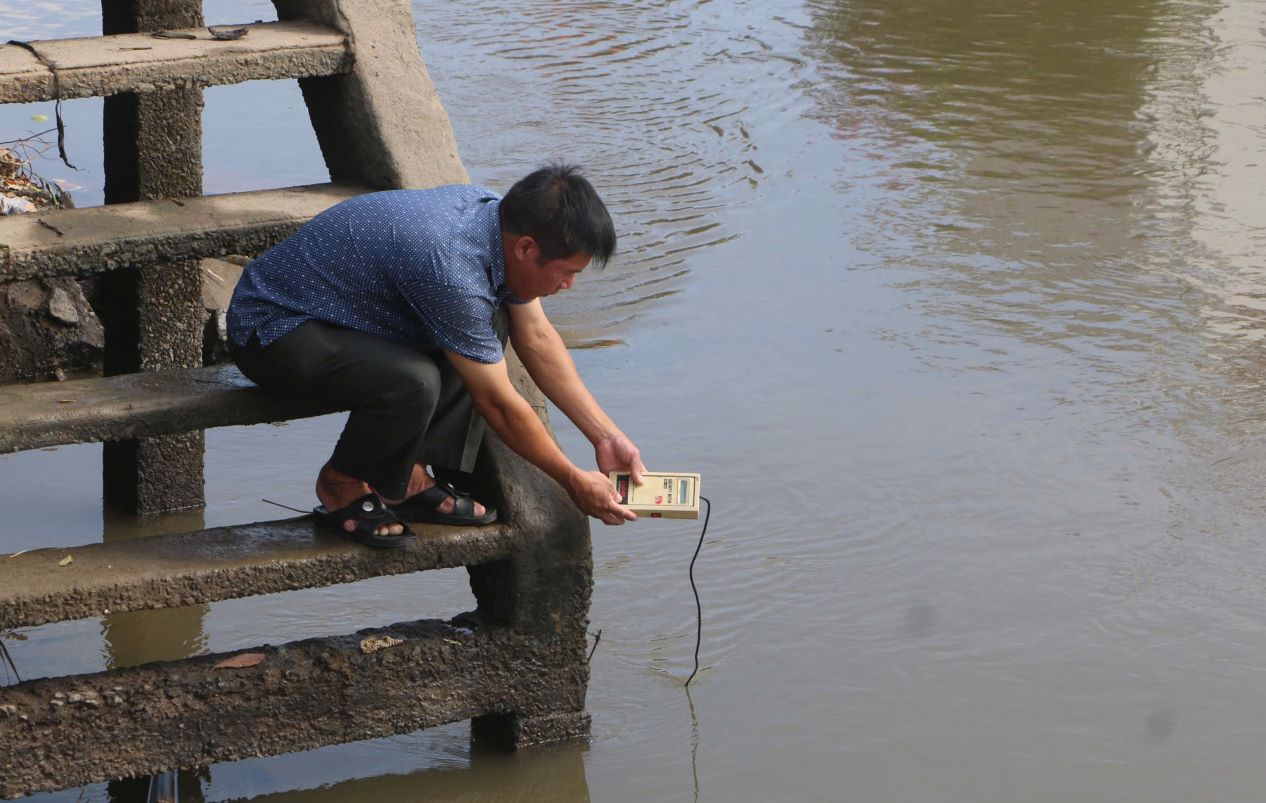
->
[500,163,616,268]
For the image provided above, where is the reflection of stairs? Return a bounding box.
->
[0,2,592,798]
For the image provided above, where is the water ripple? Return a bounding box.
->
[418,0,808,338]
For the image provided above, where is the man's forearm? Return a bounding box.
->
[475,390,578,490]
[515,329,619,446]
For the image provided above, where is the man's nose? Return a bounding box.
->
[559,275,575,290]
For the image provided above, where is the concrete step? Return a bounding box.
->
[0,515,514,631]
[0,20,351,104]
[0,364,341,455]
[0,181,366,282]
[0,615,579,798]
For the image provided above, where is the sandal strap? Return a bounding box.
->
[435,479,466,499]
[331,493,402,536]
[392,480,490,521]
[449,494,476,518]
[434,480,479,517]
[411,483,455,510]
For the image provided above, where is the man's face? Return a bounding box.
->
[532,251,590,297]
[505,234,590,299]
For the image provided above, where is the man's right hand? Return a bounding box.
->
[568,468,637,525]
[446,352,637,526]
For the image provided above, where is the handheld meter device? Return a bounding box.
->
[609,471,702,519]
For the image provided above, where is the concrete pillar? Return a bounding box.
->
[466,419,594,746]
[271,0,468,190]
[100,0,206,514]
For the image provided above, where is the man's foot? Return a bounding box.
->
[313,493,415,548]
[404,464,489,518]
[316,463,406,538]
[390,464,497,526]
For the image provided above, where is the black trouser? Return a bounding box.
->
[233,311,509,500]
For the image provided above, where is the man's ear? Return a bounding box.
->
[513,235,539,263]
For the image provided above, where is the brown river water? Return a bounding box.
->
[4,0,1266,800]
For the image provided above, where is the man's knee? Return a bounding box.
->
[367,357,443,408]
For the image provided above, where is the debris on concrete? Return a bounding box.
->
[47,286,79,324]
[359,634,404,654]
[1,146,69,214]
[0,144,104,382]
[201,257,245,365]
[212,653,265,670]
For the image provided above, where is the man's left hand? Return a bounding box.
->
[596,433,646,485]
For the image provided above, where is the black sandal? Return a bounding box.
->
[389,480,498,526]
[313,493,416,548]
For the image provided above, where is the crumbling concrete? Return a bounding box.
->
[0,277,103,381]
[0,616,587,798]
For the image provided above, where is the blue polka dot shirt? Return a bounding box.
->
[227,184,526,364]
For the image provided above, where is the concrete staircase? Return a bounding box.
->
[0,2,593,798]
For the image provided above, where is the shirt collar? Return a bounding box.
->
[477,197,527,304]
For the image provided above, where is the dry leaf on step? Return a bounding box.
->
[213,653,265,669]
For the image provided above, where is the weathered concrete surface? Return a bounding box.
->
[0,516,513,630]
[99,0,208,514]
[0,47,45,104]
[272,0,468,190]
[0,616,588,798]
[0,277,104,381]
[200,257,243,312]
[0,182,363,281]
[0,21,351,104]
[0,364,342,454]
[468,432,594,634]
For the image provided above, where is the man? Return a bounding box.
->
[227,164,644,547]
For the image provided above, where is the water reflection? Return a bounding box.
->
[801,0,1266,419]
[802,0,1200,368]
[99,507,210,667]
[215,736,589,803]
[99,509,211,803]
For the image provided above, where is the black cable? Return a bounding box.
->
[7,41,77,170]
[261,498,311,515]
[586,628,603,663]
[685,496,710,687]
[0,636,21,684]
